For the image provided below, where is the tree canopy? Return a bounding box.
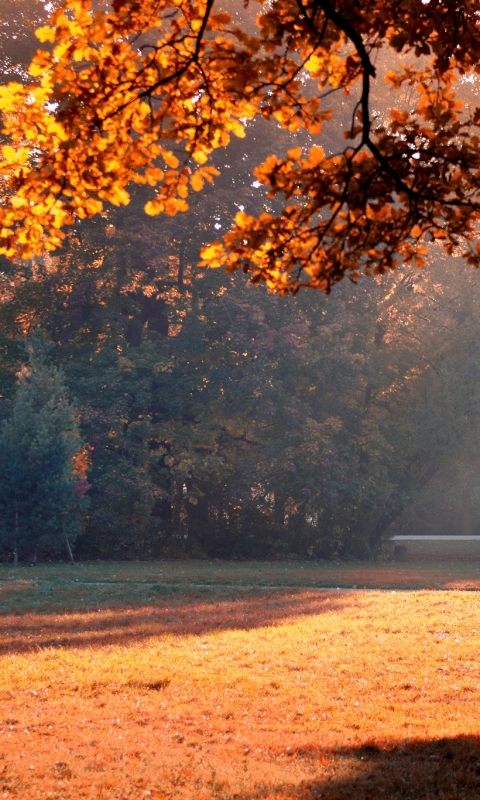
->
[1,0,480,292]
[2,1,480,563]
[0,334,89,563]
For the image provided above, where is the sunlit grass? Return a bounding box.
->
[1,563,480,798]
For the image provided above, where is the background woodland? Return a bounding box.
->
[1,0,480,561]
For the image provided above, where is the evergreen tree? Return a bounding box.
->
[0,334,89,564]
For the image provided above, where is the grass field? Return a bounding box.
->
[2,560,480,799]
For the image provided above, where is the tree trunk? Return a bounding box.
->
[13,507,18,567]
[368,462,439,551]
[462,470,473,536]
[172,481,184,536]
[64,526,75,565]
[178,238,186,292]
[274,494,285,526]
[186,491,209,538]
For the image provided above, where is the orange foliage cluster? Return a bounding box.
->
[2,1,480,290]
[1,589,480,797]
[72,445,91,480]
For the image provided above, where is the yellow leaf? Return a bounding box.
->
[162,151,179,168]
[287,147,302,161]
[304,54,323,74]
[45,120,68,141]
[10,196,28,209]
[2,145,17,163]
[229,120,246,139]
[145,199,163,216]
[200,242,224,267]
[143,166,164,186]
[165,197,188,215]
[84,197,103,215]
[201,166,220,184]
[308,146,325,166]
[35,26,56,43]
[190,172,204,192]
[192,150,208,164]
[109,187,130,207]
[29,62,46,77]
[234,210,253,227]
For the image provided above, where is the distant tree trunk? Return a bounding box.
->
[156,498,172,522]
[462,470,473,536]
[185,479,209,536]
[178,238,186,292]
[64,526,75,565]
[368,462,439,551]
[186,491,209,538]
[125,318,143,347]
[172,482,183,536]
[13,506,18,567]
[365,384,373,407]
[274,494,285,526]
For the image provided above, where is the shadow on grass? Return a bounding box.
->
[0,590,351,654]
[248,736,480,799]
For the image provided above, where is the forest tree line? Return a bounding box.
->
[0,194,479,561]
[1,1,480,561]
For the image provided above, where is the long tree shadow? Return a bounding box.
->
[243,736,480,799]
[0,590,352,654]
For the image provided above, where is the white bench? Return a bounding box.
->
[390,535,480,562]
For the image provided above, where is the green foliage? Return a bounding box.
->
[3,233,480,561]
[0,334,88,562]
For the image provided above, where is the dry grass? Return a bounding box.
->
[1,562,480,798]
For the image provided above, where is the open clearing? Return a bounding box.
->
[2,561,480,799]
